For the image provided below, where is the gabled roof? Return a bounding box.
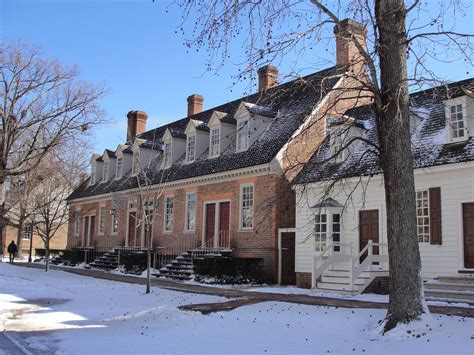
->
[105,149,116,158]
[294,78,474,185]
[67,65,344,201]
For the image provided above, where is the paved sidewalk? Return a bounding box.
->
[16,263,474,318]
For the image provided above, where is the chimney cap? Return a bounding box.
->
[334,18,367,36]
[127,110,148,118]
[258,65,279,75]
[187,94,204,103]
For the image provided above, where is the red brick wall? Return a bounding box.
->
[296,272,312,289]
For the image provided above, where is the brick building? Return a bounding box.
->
[66,19,370,283]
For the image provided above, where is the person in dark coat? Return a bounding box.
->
[7,241,18,263]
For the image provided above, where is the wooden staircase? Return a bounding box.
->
[424,274,474,306]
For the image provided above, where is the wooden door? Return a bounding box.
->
[463,203,474,269]
[89,216,95,246]
[281,232,296,285]
[128,211,137,247]
[205,204,216,246]
[359,210,379,263]
[219,202,230,248]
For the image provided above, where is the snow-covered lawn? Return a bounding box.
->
[0,262,472,354]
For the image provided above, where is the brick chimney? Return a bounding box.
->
[79,172,88,184]
[334,19,367,74]
[126,110,147,142]
[257,65,279,92]
[187,94,204,116]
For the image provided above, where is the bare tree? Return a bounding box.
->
[0,41,106,241]
[171,0,473,331]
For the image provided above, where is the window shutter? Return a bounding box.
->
[429,187,442,245]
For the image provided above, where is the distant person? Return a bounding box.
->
[7,241,18,263]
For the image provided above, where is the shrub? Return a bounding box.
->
[59,249,86,266]
[193,257,264,284]
[120,252,147,275]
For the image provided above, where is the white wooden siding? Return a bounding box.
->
[295,162,474,278]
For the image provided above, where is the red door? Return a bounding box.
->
[128,211,137,247]
[463,203,474,269]
[89,216,96,246]
[359,210,379,263]
[205,204,216,246]
[219,202,230,248]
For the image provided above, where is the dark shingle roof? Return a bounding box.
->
[105,149,116,158]
[68,66,344,201]
[294,78,474,185]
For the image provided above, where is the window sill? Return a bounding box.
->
[163,230,173,234]
[183,230,195,234]
[238,228,253,233]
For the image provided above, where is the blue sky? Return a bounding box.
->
[2,0,472,155]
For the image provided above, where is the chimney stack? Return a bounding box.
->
[126,110,148,142]
[79,172,88,184]
[257,65,279,92]
[334,19,367,74]
[187,94,204,116]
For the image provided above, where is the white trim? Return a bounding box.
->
[459,200,474,271]
[163,195,174,233]
[68,164,272,205]
[184,192,197,232]
[444,96,469,144]
[186,134,196,163]
[201,199,231,247]
[98,206,106,236]
[239,183,254,231]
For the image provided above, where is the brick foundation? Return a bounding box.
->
[296,272,312,289]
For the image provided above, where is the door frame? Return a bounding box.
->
[459,201,474,270]
[126,201,137,247]
[82,214,95,247]
[201,199,231,247]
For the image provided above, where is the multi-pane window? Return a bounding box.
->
[416,190,430,243]
[332,214,341,251]
[164,196,174,232]
[240,185,254,229]
[132,152,140,175]
[237,120,249,151]
[164,142,171,167]
[210,128,220,157]
[450,104,465,140]
[332,132,347,163]
[186,135,196,163]
[91,164,96,185]
[74,212,80,236]
[99,206,106,235]
[103,161,108,181]
[185,193,196,231]
[314,214,328,252]
[21,224,31,240]
[111,211,118,234]
[116,157,122,178]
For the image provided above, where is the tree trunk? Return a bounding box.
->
[45,238,50,272]
[146,224,151,294]
[376,0,425,332]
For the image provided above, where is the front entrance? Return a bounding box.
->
[204,201,230,248]
[280,231,296,285]
[82,215,95,247]
[463,203,474,269]
[128,211,138,247]
[359,210,379,263]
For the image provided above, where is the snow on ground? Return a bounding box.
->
[0,262,473,355]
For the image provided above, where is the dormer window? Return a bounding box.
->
[449,104,465,141]
[102,161,108,182]
[209,128,220,157]
[91,165,96,185]
[186,135,196,163]
[164,142,171,167]
[116,157,122,179]
[132,152,140,175]
[330,129,348,164]
[236,120,249,152]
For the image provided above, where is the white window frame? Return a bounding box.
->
[163,142,172,168]
[111,210,118,235]
[115,157,123,179]
[21,224,32,240]
[416,190,430,243]
[239,183,254,230]
[330,128,348,164]
[102,161,108,182]
[74,211,80,237]
[164,195,174,232]
[236,119,250,152]
[185,192,196,232]
[132,152,140,175]
[186,135,196,163]
[209,127,220,157]
[445,97,468,143]
[98,206,106,235]
[314,213,328,252]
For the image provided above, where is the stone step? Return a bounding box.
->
[426,296,474,306]
[425,289,474,301]
[424,282,474,292]
[437,275,474,284]
[160,268,193,275]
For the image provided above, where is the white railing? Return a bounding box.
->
[312,239,389,292]
[192,230,232,261]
